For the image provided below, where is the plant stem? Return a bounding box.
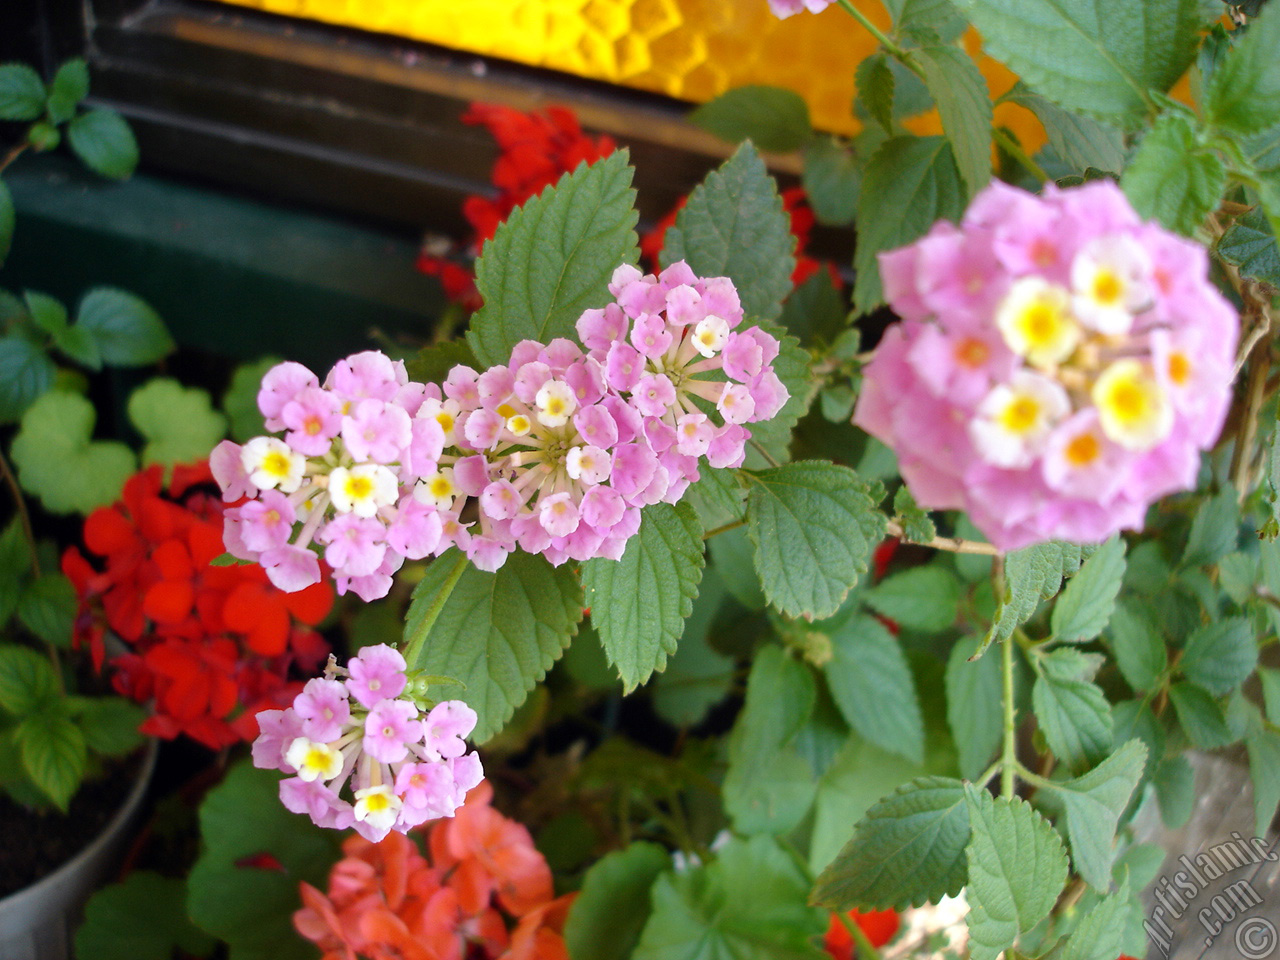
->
[702,517,746,540]
[0,141,27,176]
[0,447,40,579]
[748,438,782,468]
[1001,629,1017,798]
[835,0,913,70]
[883,520,1000,556]
[400,551,469,666]
[992,127,1048,184]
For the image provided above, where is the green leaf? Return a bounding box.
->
[76,288,175,366]
[915,46,992,196]
[46,58,89,125]
[1002,85,1125,174]
[689,86,813,154]
[468,151,638,367]
[0,178,13,265]
[949,0,1205,127]
[25,291,67,335]
[0,336,56,423]
[1050,536,1125,643]
[1043,739,1147,890]
[66,108,139,180]
[11,390,135,514]
[1206,6,1280,135]
[685,464,746,532]
[892,485,935,544]
[964,786,1069,960]
[17,572,77,648]
[403,338,478,385]
[1045,877,1131,960]
[885,0,967,38]
[854,136,965,313]
[54,324,102,370]
[581,502,705,692]
[1261,666,1280,722]
[864,564,960,633]
[946,635,1003,780]
[1168,681,1235,749]
[745,461,887,619]
[188,759,340,960]
[983,541,1091,654]
[17,710,86,810]
[0,644,58,714]
[742,318,814,465]
[779,270,846,347]
[802,137,861,227]
[1218,206,1280,287]
[1033,648,1113,772]
[565,842,670,960]
[128,378,228,468]
[1105,599,1167,692]
[1121,112,1226,236]
[1153,755,1195,829]
[1246,728,1280,838]
[812,776,970,911]
[634,835,826,960]
[0,519,32,628]
[1181,487,1239,567]
[76,872,216,960]
[1181,616,1257,696]
[856,54,896,134]
[77,697,146,756]
[221,356,279,443]
[403,550,584,743]
[723,646,818,834]
[0,63,46,121]
[662,142,795,322]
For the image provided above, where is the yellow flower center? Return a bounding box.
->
[998,396,1041,434]
[1091,269,1124,306]
[263,451,293,478]
[344,474,375,500]
[1064,432,1101,467]
[1168,352,1191,386]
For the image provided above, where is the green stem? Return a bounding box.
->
[0,141,27,176]
[1001,628,1017,799]
[748,438,782,469]
[779,836,883,960]
[835,0,920,78]
[702,517,747,540]
[400,552,469,666]
[992,127,1048,184]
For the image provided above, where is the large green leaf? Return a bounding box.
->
[581,502,704,692]
[1050,535,1125,643]
[77,872,216,960]
[565,842,670,960]
[468,150,639,366]
[0,643,58,714]
[0,336,56,423]
[1121,113,1226,236]
[983,541,1092,655]
[1218,206,1280,288]
[1180,616,1257,696]
[46,58,88,125]
[812,776,969,911]
[824,613,924,763]
[0,63,46,121]
[915,46,992,196]
[17,572,77,648]
[1044,878,1131,960]
[949,0,1205,127]
[1105,599,1167,692]
[853,136,965,313]
[662,142,796,322]
[67,108,139,180]
[1002,85,1125,174]
[863,564,961,633]
[128,379,228,468]
[946,635,1003,780]
[1205,6,1280,136]
[17,709,86,810]
[802,137,861,227]
[76,288,175,366]
[1032,648,1113,772]
[633,835,826,960]
[964,787,1069,960]
[745,461,886,619]
[689,86,813,154]
[1182,487,1240,567]
[403,550,584,742]
[1168,681,1235,749]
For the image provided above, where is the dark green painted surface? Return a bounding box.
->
[2,156,446,371]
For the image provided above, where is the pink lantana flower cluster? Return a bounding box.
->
[854,180,1238,551]
[212,261,787,593]
[252,643,483,841]
[767,0,834,18]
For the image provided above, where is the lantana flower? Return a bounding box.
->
[854,179,1238,550]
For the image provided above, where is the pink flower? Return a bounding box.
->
[364,699,421,763]
[317,514,388,578]
[767,0,833,17]
[259,362,319,430]
[346,644,408,708]
[281,387,343,457]
[342,399,412,464]
[293,678,351,742]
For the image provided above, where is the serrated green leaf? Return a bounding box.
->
[1153,755,1195,829]
[1105,599,1167,692]
[745,461,887,619]
[663,142,795,322]
[17,572,77,648]
[854,136,965,313]
[1217,550,1258,606]
[468,151,638,367]
[0,644,58,714]
[864,564,960,633]
[0,178,13,265]
[949,0,1204,127]
[0,336,56,423]
[915,46,992,195]
[0,63,46,121]
[46,58,89,125]
[403,338,478,385]
[812,775,969,911]
[884,0,967,38]
[1043,739,1147,890]
[964,787,1069,960]
[403,550,583,742]
[1181,616,1257,696]
[802,137,860,227]
[685,464,746,532]
[1181,487,1239,567]
[565,842,670,960]
[892,485,935,544]
[1033,648,1113,772]
[221,356,279,443]
[1121,112,1226,236]
[67,108,139,180]
[856,54,896,134]
[128,378,228,468]
[946,635,1003,780]
[634,835,826,960]
[77,696,146,756]
[76,871,216,960]
[1051,536,1125,643]
[76,288,175,366]
[581,502,705,692]
[724,646,818,835]
[1168,681,1235,749]
[1218,206,1280,287]
[17,710,86,810]
[1206,6,1280,135]
[1045,877,1131,960]
[1246,728,1280,838]
[689,86,812,154]
[825,614,925,764]
[982,541,1091,655]
[1002,85,1125,174]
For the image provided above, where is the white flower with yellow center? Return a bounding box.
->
[352,784,402,830]
[241,437,306,493]
[1070,235,1152,335]
[284,737,344,782]
[971,371,1070,468]
[535,380,576,427]
[995,278,1080,368]
[414,466,457,509]
[329,463,398,517]
[692,316,730,358]
[418,397,461,445]
[1092,359,1173,450]
[505,413,532,437]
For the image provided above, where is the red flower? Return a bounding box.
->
[824,908,900,960]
